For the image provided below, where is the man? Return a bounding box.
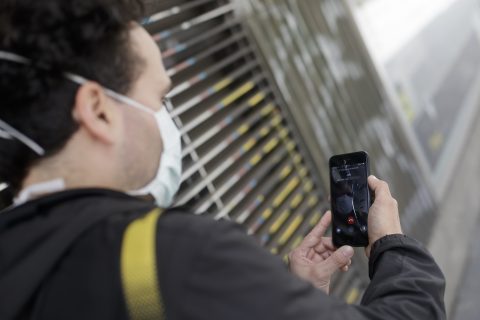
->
[0,0,445,319]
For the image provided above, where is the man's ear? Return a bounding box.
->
[71,82,118,145]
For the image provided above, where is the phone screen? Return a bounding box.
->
[330,160,369,246]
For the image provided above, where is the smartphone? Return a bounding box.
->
[329,151,370,247]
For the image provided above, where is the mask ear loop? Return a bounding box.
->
[0,129,13,140]
[0,51,29,64]
[0,182,8,192]
[0,118,46,156]
[0,51,46,156]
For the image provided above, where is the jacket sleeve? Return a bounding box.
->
[165,217,445,320]
[359,234,446,319]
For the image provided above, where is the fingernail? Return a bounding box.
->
[370,175,377,180]
[342,246,354,257]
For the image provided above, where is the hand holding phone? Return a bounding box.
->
[365,175,403,257]
[330,151,370,247]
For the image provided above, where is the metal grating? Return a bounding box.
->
[143,0,328,260]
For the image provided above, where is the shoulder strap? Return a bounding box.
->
[121,208,165,320]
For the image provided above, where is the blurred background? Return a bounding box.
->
[2,0,478,318]
[140,0,480,318]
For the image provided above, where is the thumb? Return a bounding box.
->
[322,246,354,274]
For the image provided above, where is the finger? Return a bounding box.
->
[300,211,332,249]
[340,258,352,271]
[307,248,316,261]
[321,246,354,275]
[321,237,335,251]
[342,259,352,269]
[313,237,334,253]
[320,251,331,260]
[368,175,391,199]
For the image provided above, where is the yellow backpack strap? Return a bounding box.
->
[121,208,165,320]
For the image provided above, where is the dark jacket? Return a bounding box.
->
[0,189,446,319]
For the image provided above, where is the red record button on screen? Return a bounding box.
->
[347,216,355,225]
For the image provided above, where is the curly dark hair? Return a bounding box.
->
[0,0,145,203]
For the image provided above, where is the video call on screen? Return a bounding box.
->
[331,163,368,236]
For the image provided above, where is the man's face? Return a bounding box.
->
[117,25,172,190]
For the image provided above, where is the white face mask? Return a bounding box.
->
[0,50,183,208]
[121,97,183,208]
